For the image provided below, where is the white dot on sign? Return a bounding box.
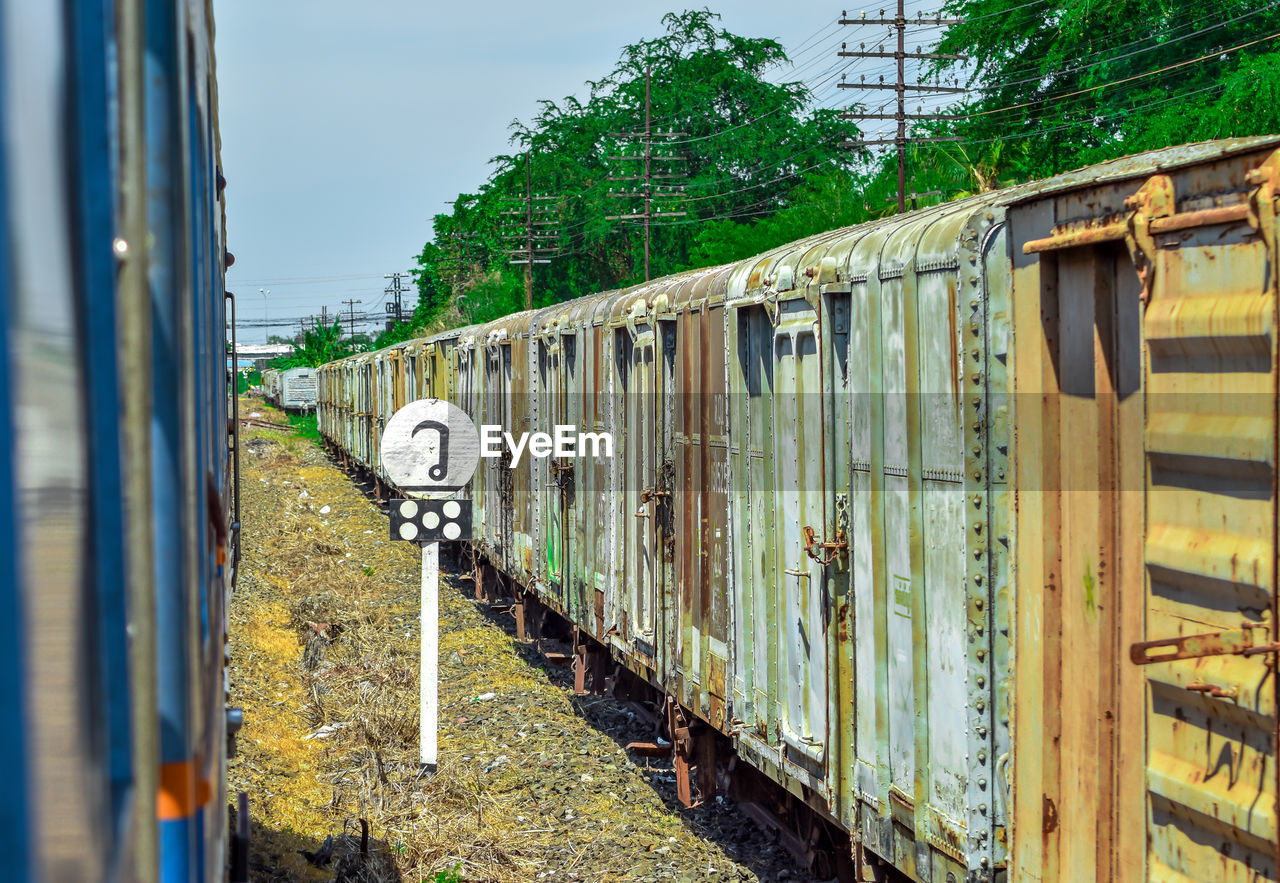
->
[443,500,461,518]
[443,522,461,540]
[398,523,419,541]
[399,501,418,518]
[424,511,440,529]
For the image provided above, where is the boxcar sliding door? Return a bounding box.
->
[536,331,567,608]
[618,312,675,674]
[559,330,584,624]
[771,294,833,783]
[730,304,776,740]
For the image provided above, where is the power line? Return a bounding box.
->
[342,299,363,338]
[383,271,414,324]
[605,64,687,281]
[838,3,966,212]
[500,151,562,309]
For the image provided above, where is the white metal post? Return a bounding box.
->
[420,540,438,772]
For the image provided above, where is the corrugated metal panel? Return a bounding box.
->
[1139,151,1277,883]
[1008,141,1280,882]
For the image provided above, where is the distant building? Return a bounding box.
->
[229,343,294,372]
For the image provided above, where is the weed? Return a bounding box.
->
[430,864,463,883]
[287,410,322,447]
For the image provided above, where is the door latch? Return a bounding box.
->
[802,525,847,566]
[1130,621,1280,665]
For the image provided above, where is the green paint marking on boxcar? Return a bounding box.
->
[892,574,911,619]
[1082,555,1096,614]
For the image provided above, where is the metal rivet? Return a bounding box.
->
[976,649,986,662]
[977,675,986,687]
[978,750,987,762]
[113,238,128,255]
[975,598,984,609]
[974,574,983,585]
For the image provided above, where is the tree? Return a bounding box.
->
[414,8,862,323]
[268,321,352,369]
[932,0,1280,180]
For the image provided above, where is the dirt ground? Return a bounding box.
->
[227,401,819,882]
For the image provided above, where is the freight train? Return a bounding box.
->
[261,366,319,411]
[0,2,241,881]
[318,136,1280,882]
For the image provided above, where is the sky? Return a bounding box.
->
[214,1,931,342]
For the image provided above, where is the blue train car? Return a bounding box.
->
[0,1,240,880]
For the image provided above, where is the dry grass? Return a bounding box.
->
[228,401,806,883]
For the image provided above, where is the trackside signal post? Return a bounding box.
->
[380,399,480,773]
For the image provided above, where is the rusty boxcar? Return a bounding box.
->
[316,136,1280,882]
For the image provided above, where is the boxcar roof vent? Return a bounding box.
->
[818,256,838,284]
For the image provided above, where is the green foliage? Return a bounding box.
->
[285,411,321,447]
[415,8,861,327]
[269,320,359,369]
[409,4,1280,336]
[933,0,1280,180]
[429,864,462,883]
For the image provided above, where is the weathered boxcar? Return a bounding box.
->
[316,136,1280,883]
[278,366,318,411]
[1007,139,1280,883]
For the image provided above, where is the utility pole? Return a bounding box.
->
[500,151,559,310]
[838,5,966,213]
[439,230,480,290]
[606,64,686,281]
[384,271,413,324]
[343,298,362,338]
[320,305,328,329]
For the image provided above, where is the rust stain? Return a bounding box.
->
[1042,795,1059,835]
